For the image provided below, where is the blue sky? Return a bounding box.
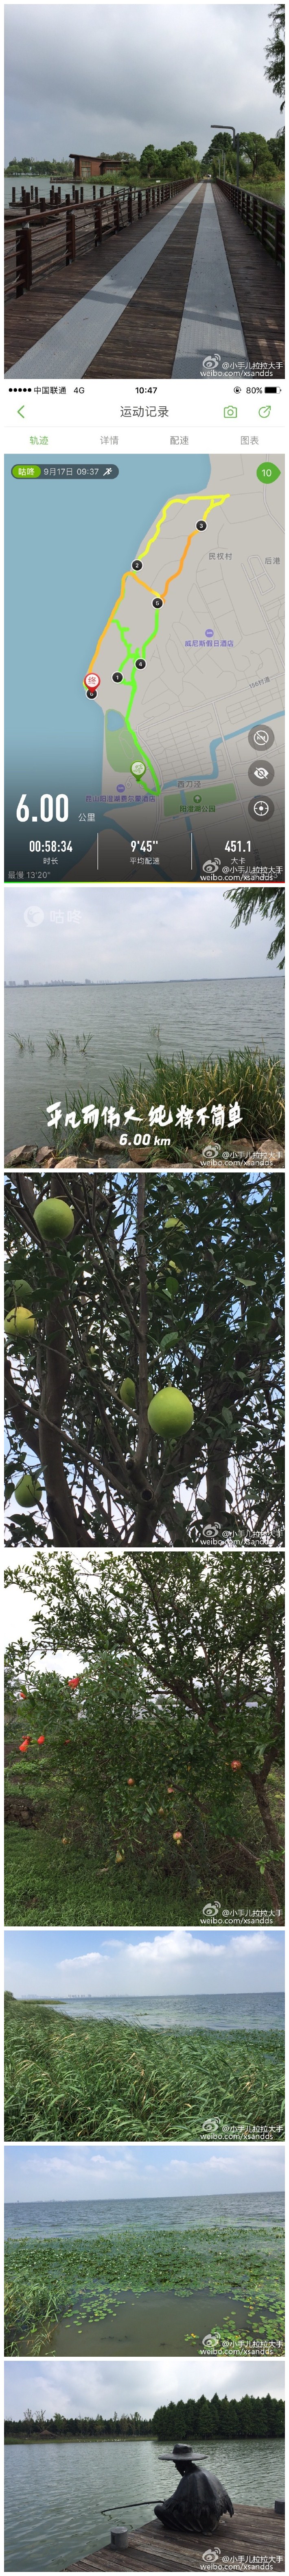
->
[5,1924,285,2000]
[4,884,280,987]
[4,7,280,165]
[5,2137,285,2202]
[4,2354,285,2423]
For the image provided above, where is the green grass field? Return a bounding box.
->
[4,2222,284,2357]
[4,1999,285,2144]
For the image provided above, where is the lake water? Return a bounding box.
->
[5,2192,284,2359]
[50,1991,284,2034]
[4,175,122,208]
[4,2437,285,2567]
[4,976,284,1157]
[5,2189,284,2239]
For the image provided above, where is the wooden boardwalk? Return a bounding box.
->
[5,178,285,377]
[68,2503,285,2569]
[4,187,200,374]
[211,187,285,372]
[85,190,205,375]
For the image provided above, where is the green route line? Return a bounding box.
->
[112,603,161,792]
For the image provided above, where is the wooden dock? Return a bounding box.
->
[85,190,205,375]
[211,186,285,372]
[68,2503,285,2569]
[4,175,285,376]
[4,182,197,374]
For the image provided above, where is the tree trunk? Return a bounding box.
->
[206,1437,230,1522]
[132,1493,160,1545]
[219,1837,282,1921]
[250,1769,281,1851]
[38,1298,84,1546]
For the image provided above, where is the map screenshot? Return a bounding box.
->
[5,451,284,881]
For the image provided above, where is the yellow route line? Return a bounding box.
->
[85,490,229,675]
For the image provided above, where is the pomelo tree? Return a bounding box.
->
[5,1552,285,1913]
[4,1170,284,1548]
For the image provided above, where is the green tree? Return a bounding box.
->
[4,1172,284,1547]
[227,887,285,971]
[268,126,285,166]
[201,133,236,178]
[139,141,198,178]
[265,6,285,111]
[5,1551,285,1912]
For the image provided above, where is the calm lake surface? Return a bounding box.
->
[4,2437,285,2567]
[4,976,284,1155]
[5,2189,284,2239]
[51,1990,284,2034]
[4,175,121,207]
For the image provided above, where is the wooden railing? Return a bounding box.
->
[215,178,285,271]
[4,176,195,300]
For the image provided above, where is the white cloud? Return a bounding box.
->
[4,883,279,989]
[5,2136,285,2201]
[5,1917,284,2001]
[4,2354,285,2426]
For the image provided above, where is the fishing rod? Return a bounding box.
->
[101,2450,204,2510]
[101,2499,161,2512]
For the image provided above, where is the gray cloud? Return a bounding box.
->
[4,6,280,164]
[4,2353,285,2422]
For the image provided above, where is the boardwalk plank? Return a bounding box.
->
[211,187,285,373]
[84,193,206,375]
[68,2502,285,2569]
[4,189,198,374]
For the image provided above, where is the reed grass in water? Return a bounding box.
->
[4,1999,285,2144]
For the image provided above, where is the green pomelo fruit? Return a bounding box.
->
[147,1384,193,1441]
[164,1218,184,1231]
[4,1277,34,1310]
[15,1474,42,1509]
[120,1376,136,1408]
[5,1306,35,1340]
[35,1198,74,1241]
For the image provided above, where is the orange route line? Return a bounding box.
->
[85,524,217,676]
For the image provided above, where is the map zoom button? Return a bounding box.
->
[247,725,275,750]
[248,796,274,820]
[248,762,274,785]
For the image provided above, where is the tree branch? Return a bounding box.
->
[4,1357,41,1462]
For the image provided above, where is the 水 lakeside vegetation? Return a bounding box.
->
[4,1170,285,1549]
[36,1047,284,1169]
[4,1996,285,2144]
[4,2222,285,2358]
[4,1553,285,1926]
[4,2392,285,2442]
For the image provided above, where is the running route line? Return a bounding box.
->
[83,489,230,795]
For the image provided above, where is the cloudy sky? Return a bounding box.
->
[4,6,280,167]
[4,2352,285,2422]
[4,886,278,985]
[5,2136,285,2201]
[4,1923,285,1999]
